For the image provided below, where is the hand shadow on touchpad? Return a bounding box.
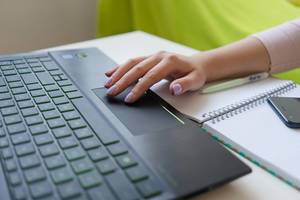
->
[92,86,182,136]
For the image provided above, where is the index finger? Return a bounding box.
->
[124,60,171,103]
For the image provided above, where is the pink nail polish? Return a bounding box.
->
[106,85,117,95]
[172,84,182,96]
[124,92,134,103]
[105,78,113,87]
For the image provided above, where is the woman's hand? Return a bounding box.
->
[104,51,208,103]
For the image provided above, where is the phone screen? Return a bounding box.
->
[267,97,300,128]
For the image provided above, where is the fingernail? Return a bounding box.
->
[106,85,117,95]
[105,78,113,88]
[172,83,182,96]
[124,92,135,103]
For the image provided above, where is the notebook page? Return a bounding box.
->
[203,85,300,187]
[151,78,291,123]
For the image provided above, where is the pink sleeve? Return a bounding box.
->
[253,18,300,74]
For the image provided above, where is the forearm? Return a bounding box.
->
[192,37,270,82]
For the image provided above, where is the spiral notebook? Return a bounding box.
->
[151,78,300,189]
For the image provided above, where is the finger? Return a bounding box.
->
[123,60,172,103]
[105,56,147,88]
[169,71,206,95]
[106,56,161,96]
[105,66,119,77]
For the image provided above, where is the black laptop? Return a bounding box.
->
[0,48,251,200]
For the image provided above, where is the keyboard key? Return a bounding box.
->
[34,133,53,145]
[61,85,77,93]
[0,77,6,86]
[96,158,117,175]
[66,91,82,99]
[4,114,22,125]
[18,100,34,109]
[71,157,94,174]
[6,75,21,82]
[25,115,43,126]
[8,172,22,186]
[57,80,72,87]
[36,72,55,85]
[8,81,23,89]
[12,186,27,200]
[20,73,38,84]
[0,99,14,108]
[87,185,117,200]
[17,68,32,74]
[49,69,63,76]
[52,96,69,105]
[57,181,82,199]
[30,89,46,97]
[38,102,55,111]
[0,107,17,116]
[47,118,65,128]
[31,67,45,73]
[115,153,138,168]
[74,128,93,139]
[1,148,13,159]
[15,93,31,101]
[136,178,162,198]
[125,166,149,182]
[29,124,48,135]
[19,154,40,169]
[107,142,128,156]
[15,63,29,69]
[58,136,78,149]
[39,57,52,62]
[44,84,59,92]
[42,110,60,120]
[88,148,108,162]
[57,103,74,113]
[29,181,53,199]
[52,126,72,138]
[7,123,26,134]
[48,90,64,98]
[79,170,102,189]
[0,64,13,71]
[0,138,9,148]
[4,159,18,171]
[11,132,30,145]
[13,59,25,64]
[106,171,140,200]
[3,69,17,76]
[21,107,39,117]
[24,167,46,183]
[63,110,80,121]
[43,61,59,71]
[39,143,59,157]
[15,143,35,156]
[59,74,68,80]
[0,93,11,100]
[34,96,50,104]
[68,118,86,130]
[80,137,101,150]
[27,83,42,91]
[0,86,9,93]
[64,146,85,161]
[26,58,39,63]
[45,154,66,170]
[51,167,73,184]
[11,87,27,95]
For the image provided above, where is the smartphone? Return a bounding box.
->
[267,97,300,128]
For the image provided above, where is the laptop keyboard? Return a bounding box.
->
[0,55,162,200]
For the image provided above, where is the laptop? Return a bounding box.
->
[0,47,251,200]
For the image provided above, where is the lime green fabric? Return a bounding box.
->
[98,0,300,82]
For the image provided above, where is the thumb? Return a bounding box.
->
[169,71,206,95]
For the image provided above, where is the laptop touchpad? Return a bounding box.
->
[93,87,183,136]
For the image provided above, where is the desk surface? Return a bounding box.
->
[45,31,300,199]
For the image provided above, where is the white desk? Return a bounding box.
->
[45,31,300,200]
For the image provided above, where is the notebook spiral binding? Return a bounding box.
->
[203,81,297,124]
